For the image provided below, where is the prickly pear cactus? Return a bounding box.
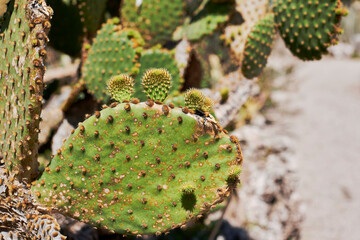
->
[32,69,243,235]
[241,13,276,79]
[173,0,234,41]
[121,0,185,46]
[134,49,182,101]
[0,0,52,181]
[273,0,348,60]
[32,101,242,235]
[82,18,143,102]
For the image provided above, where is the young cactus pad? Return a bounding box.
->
[107,74,135,102]
[141,68,172,102]
[32,102,243,235]
[185,88,213,112]
[241,13,276,79]
[82,19,143,102]
[0,0,52,181]
[134,49,181,101]
[273,0,348,60]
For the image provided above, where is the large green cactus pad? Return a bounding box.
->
[82,19,143,102]
[0,0,52,181]
[134,49,182,101]
[121,0,185,46]
[273,0,348,60]
[241,13,276,79]
[32,102,242,235]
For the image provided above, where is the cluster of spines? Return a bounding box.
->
[0,0,52,182]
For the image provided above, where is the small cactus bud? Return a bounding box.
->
[184,88,213,112]
[141,68,172,102]
[181,183,196,195]
[107,74,134,102]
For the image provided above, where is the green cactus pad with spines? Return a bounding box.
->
[241,13,276,79]
[32,102,243,235]
[134,49,182,101]
[141,68,172,102]
[273,0,348,60]
[77,0,106,34]
[0,0,52,181]
[82,19,143,102]
[121,0,185,46]
[173,1,233,41]
[107,74,135,102]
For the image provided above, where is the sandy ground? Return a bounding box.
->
[287,58,360,240]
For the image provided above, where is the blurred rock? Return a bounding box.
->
[39,86,72,145]
[51,119,74,155]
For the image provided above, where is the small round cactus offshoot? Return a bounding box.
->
[184,88,213,112]
[107,74,135,102]
[141,68,172,102]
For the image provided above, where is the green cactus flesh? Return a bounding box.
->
[77,0,106,34]
[134,49,182,101]
[121,0,185,46]
[0,0,52,181]
[32,102,243,235]
[173,1,233,41]
[273,0,348,60]
[241,13,276,79]
[82,19,143,102]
